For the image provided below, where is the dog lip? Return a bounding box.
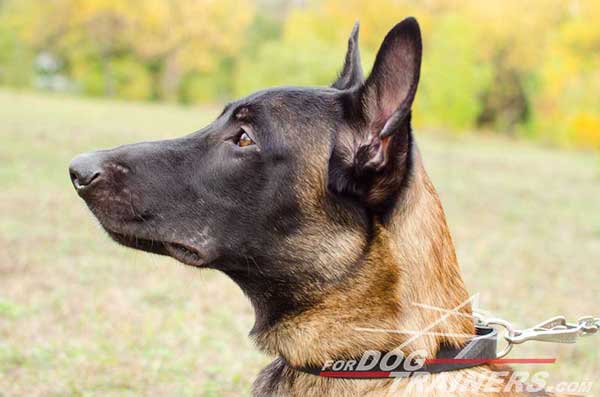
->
[96,219,207,267]
[163,242,206,267]
[103,228,168,255]
[104,227,206,267]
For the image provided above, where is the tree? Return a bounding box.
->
[6,0,255,100]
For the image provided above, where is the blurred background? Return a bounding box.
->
[1,0,600,147]
[1,0,599,396]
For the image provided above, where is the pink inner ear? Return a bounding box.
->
[371,88,398,134]
[369,35,418,134]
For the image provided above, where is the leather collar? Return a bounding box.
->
[286,325,498,379]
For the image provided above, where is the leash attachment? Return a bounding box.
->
[475,313,600,358]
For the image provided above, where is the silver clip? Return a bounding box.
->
[533,315,567,330]
[474,312,600,356]
[578,316,599,336]
[505,316,590,345]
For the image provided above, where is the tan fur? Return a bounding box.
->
[252,145,563,396]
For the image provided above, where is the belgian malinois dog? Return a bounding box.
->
[70,18,564,397]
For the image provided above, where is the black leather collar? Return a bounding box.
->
[286,325,498,379]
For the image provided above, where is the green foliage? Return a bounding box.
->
[69,53,154,99]
[2,0,253,101]
[233,39,344,96]
[530,0,600,149]
[111,57,153,101]
[0,14,34,86]
[70,56,106,96]
[415,14,492,131]
[180,59,235,104]
[0,0,598,149]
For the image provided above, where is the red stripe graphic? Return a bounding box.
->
[319,358,557,377]
[320,371,391,378]
[425,358,556,364]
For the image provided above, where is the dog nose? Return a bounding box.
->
[69,152,103,192]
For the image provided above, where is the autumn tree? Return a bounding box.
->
[5,0,254,100]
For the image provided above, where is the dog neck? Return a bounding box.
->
[247,145,474,368]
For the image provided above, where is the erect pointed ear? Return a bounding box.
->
[331,22,364,90]
[328,17,422,211]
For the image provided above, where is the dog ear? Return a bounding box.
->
[328,17,422,211]
[331,22,364,90]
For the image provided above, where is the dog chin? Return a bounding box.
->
[103,228,207,268]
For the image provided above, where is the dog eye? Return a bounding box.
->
[236,129,255,147]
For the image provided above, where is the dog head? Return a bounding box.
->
[70,18,422,327]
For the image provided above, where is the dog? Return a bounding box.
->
[69,18,565,397]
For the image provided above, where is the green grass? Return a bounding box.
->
[1,89,599,396]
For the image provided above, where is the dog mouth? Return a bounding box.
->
[105,229,206,268]
[163,242,205,266]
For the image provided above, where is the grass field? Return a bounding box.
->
[1,89,599,396]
